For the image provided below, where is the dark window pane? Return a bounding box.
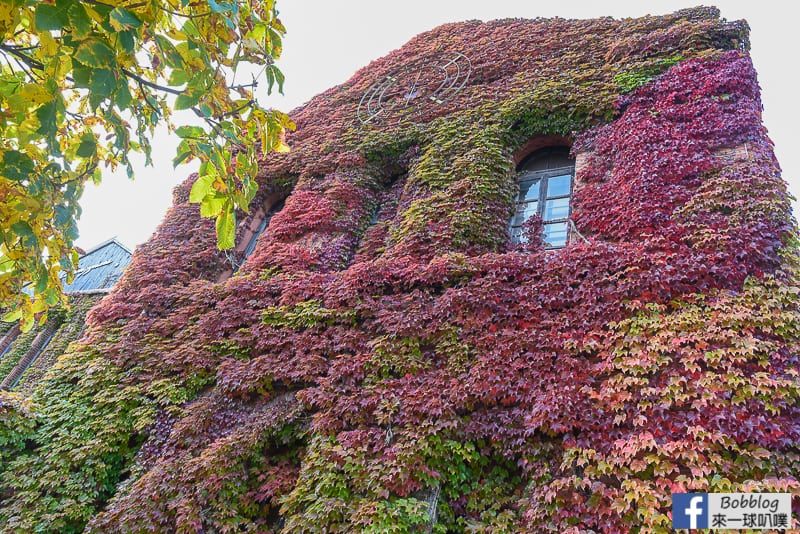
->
[543,222,568,247]
[546,174,571,197]
[519,146,572,171]
[543,198,569,221]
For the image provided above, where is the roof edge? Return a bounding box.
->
[80,237,132,258]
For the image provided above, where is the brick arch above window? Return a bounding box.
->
[512,134,573,166]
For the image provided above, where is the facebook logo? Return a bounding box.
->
[673,493,709,529]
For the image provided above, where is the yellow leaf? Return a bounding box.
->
[83,5,104,24]
[0,2,18,38]
[19,84,51,105]
[213,175,228,193]
[38,31,60,57]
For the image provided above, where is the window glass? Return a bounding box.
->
[546,174,571,198]
[544,198,569,221]
[520,179,540,201]
[543,222,569,247]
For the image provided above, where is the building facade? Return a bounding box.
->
[0,7,797,532]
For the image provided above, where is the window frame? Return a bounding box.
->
[509,148,575,249]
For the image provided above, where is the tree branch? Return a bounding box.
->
[0,43,44,71]
[121,68,183,96]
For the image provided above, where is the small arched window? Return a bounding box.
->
[220,198,285,278]
[240,198,284,262]
[509,146,574,248]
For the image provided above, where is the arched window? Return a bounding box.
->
[509,146,574,248]
[240,198,285,262]
[219,198,286,280]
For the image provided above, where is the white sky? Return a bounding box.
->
[75,0,799,251]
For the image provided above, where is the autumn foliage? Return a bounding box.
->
[0,7,798,533]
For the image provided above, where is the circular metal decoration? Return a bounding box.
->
[357,52,472,126]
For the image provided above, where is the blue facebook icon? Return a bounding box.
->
[672,493,709,529]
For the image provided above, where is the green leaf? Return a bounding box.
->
[34,2,69,31]
[207,0,238,14]
[267,26,283,58]
[175,125,206,138]
[155,35,183,69]
[168,69,189,86]
[108,7,142,31]
[67,2,91,38]
[196,103,213,118]
[88,68,117,98]
[76,133,97,158]
[173,150,192,167]
[115,79,133,110]
[1,309,23,323]
[273,66,285,94]
[11,221,35,242]
[72,66,91,88]
[34,269,49,294]
[200,195,225,217]
[174,92,201,111]
[0,150,35,182]
[189,174,215,203]
[36,101,59,137]
[44,287,60,305]
[54,205,71,226]
[0,78,22,97]
[215,203,236,249]
[73,39,117,68]
[118,30,136,54]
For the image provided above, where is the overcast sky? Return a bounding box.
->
[75,0,799,251]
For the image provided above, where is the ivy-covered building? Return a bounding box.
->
[0,239,130,395]
[1,7,798,532]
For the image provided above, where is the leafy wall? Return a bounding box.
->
[1,6,798,533]
[0,295,102,393]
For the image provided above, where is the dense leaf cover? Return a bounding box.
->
[5,294,102,395]
[1,7,798,532]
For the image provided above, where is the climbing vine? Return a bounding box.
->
[0,7,796,533]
